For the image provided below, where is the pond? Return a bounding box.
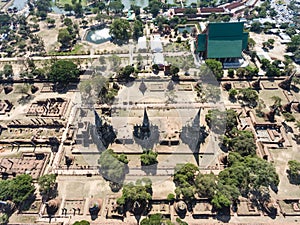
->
[85,28,111,44]
[121,0,198,10]
[51,0,67,14]
[11,0,27,11]
[11,0,199,14]
[178,25,195,34]
[122,0,149,10]
[10,0,67,13]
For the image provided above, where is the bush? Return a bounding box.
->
[228,89,238,100]
[31,85,39,94]
[176,218,188,225]
[4,86,13,94]
[0,214,8,224]
[283,112,295,122]
[167,193,175,201]
[140,149,158,166]
[228,69,235,78]
[287,160,300,184]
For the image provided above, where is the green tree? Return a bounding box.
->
[250,22,262,33]
[205,59,224,79]
[228,89,238,100]
[205,109,238,134]
[184,7,197,15]
[117,178,152,212]
[38,174,57,198]
[141,214,174,225]
[173,163,198,200]
[48,60,80,84]
[117,153,129,164]
[74,2,83,17]
[239,88,258,107]
[64,3,73,13]
[109,54,121,72]
[140,149,158,166]
[228,69,235,78]
[195,173,217,198]
[236,67,246,78]
[0,174,35,206]
[109,0,124,13]
[130,4,141,16]
[58,28,73,48]
[149,0,161,18]
[117,65,134,80]
[46,18,55,28]
[212,184,239,209]
[227,130,256,156]
[132,20,144,40]
[211,190,231,209]
[167,193,175,201]
[109,18,131,42]
[248,37,256,50]
[287,160,300,184]
[73,220,90,225]
[63,18,73,26]
[245,66,259,78]
[286,27,296,37]
[3,64,13,78]
[219,153,279,197]
[287,35,300,53]
[35,0,52,19]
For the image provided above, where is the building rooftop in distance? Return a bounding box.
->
[151,35,163,53]
[137,36,147,50]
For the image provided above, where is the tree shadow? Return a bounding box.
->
[286,172,300,185]
[180,109,209,159]
[229,97,237,103]
[215,207,231,223]
[141,164,157,175]
[111,39,129,46]
[133,124,160,150]
[17,95,34,105]
[134,214,141,225]
[291,85,299,93]
[18,194,36,212]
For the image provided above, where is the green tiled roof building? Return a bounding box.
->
[196,22,248,61]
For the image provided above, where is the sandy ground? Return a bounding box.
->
[250,32,287,61]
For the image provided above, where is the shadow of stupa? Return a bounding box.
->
[133,108,159,150]
[180,108,209,165]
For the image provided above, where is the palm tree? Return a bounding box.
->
[270,96,282,108]
[295,120,300,131]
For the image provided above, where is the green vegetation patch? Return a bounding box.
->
[55,0,87,7]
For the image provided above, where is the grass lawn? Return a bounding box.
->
[55,0,87,8]
[164,42,189,52]
[0,1,7,9]
[276,0,285,4]
[258,89,288,107]
[165,55,195,69]
[48,44,87,55]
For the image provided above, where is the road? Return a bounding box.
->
[52,166,220,177]
[0,51,192,62]
[51,92,81,171]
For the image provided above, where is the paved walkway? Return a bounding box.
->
[0,51,191,62]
